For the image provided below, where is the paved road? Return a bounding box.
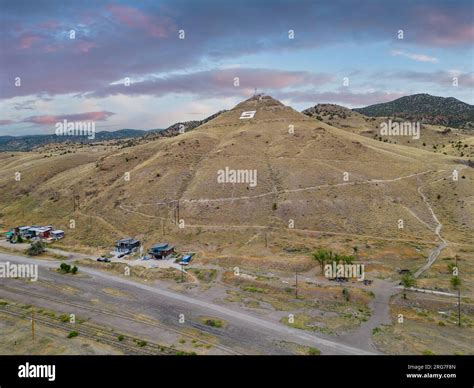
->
[0,252,375,355]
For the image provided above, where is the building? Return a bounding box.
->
[18,226,32,237]
[50,230,65,240]
[28,226,52,239]
[115,238,141,253]
[148,243,175,259]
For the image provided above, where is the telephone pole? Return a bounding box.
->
[177,201,180,225]
[31,309,35,341]
[455,255,461,327]
[295,271,298,299]
[458,289,461,327]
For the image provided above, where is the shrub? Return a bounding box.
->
[135,339,147,347]
[59,263,71,273]
[204,319,224,328]
[26,241,45,256]
[67,331,78,338]
[342,288,350,301]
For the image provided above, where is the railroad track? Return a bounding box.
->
[0,284,244,355]
[0,305,168,355]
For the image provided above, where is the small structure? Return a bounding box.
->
[115,238,141,253]
[18,226,32,237]
[28,226,52,239]
[50,230,65,240]
[148,243,175,259]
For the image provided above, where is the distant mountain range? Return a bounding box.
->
[353,94,474,129]
[0,129,152,152]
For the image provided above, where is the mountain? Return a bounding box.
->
[0,129,151,152]
[353,94,474,129]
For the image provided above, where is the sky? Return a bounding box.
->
[0,0,473,136]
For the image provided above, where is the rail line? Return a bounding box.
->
[0,304,168,355]
[0,284,244,355]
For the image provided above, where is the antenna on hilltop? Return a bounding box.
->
[254,88,257,96]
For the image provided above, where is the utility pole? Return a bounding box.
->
[31,309,35,341]
[264,232,267,248]
[295,271,298,299]
[177,201,180,226]
[161,219,165,236]
[181,263,184,282]
[458,289,461,327]
[455,255,461,327]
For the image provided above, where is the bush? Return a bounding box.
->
[59,263,71,273]
[26,241,45,256]
[67,331,78,338]
[342,288,350,301]
[58,263,79,275]
[307,347,321,355]
[204,319,224,328]
[135,339,147,347]
[118,335,124,341]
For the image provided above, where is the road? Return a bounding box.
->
[0,252,375,355]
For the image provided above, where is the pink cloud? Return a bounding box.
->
[107,4,173,38]
[21,111,115,125]
[75,41,98,53]
[39,20,60,30]
[414,7,474,46]
[19,33,41,49]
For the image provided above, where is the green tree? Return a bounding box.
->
[401,273,416,299]
[59,263,71,273]
[450,276,461,289]
[312,249,332,273]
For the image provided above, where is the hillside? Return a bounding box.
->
[353,94,474,129]
[143,110,227,140]
[1,95,471,270]
[302,102,474,158]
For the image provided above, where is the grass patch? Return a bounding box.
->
[200,316,227,329]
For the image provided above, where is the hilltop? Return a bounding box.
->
[353,94,474,129]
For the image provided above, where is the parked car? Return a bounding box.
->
[179,254,194,266]
[97,257,111,263]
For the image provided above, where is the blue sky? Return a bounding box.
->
[0,0,472,136]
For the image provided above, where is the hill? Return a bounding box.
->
[353,94,474,129]
[302,102,474,159]
[1,94,471,267]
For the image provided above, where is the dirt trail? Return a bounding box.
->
[412,167,466,278]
